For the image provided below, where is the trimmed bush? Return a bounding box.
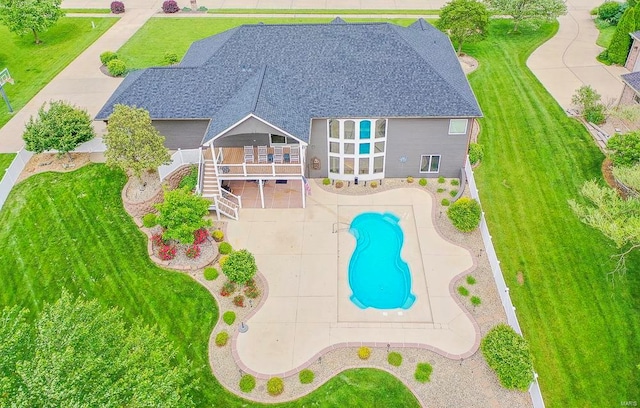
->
[419,178,427,186]
[388,352,403,367]
[370,181,378,188]
[469,142,484,165]
[212,230,224,242]
[437,176,445,184]
[244,279,260,299]
[335,180,344,188]
[233,295,245,307]
[222,311,236,325]
[220,280,236,297]
[219,242,233,254]
[471,296,482,306]
[142,213,157,228]
[466,275,477,285]
[193,228,208,245]
[239,374,256,393]
[222,249,257,284]
[414,362,433,383]
[218,255,229,267]
[447,197,481,232]
[110,1,125,13]
[267,377,284,396]
[299,369,315,384]
[358,346,371,360]
[204,267,218,280]
[451,179,460,186]
[178,165,198,191]
[481,324,534,390]
[450,189,458,197]
[607,7,635,64]
[598,1,625,24]
[457,286,469,296]
[607,131,640,167]
[198,5,208,11]
[437,188,445,193]
[107,59,126,77]
[215,331,229,347]
[162,0,179,13]
[407,176,414,183]
[164,51,178,65]
[441,198,451,206]
[322,178,331,185]
[100,51,117,65]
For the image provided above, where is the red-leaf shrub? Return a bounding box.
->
[193,228,208,245]
[220,281,236,297]
[151,233,165,247]
[110,1,125,13]
[233,295,245,307]
[159,245,176,261]
[162,0,179,13]
[185,245,201,259]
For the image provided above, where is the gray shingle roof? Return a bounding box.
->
[622,71,640,92]
[96,19,482,144]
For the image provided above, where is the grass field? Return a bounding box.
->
[0,164,420,407]
[466,20,640,407]
[0,17,117,130]
[0,153,15,176]
[117,17,420,69]
[208,8,440,15]
[596,25,616,48]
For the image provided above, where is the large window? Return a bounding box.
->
[327,118,387,180]
[449,119,468,135]
[420,155,441,173]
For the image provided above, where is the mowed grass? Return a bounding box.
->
[466,20,640,407]
[0,164,419,407]
[117,17,419,69]
[596,25,616,48]
[0,17,117,130]
[0,153,15,175]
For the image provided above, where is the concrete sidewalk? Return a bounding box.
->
[527,0,627,109]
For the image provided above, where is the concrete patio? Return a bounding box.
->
[227,182,479,375]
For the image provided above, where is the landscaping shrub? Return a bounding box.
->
[335,180,344,188]
[110,1,125,13]
[185,244,200,259]
[450,189,459,197]
[267,377,284,396]
[481,324,534,390]
[437,188,445,193]
[151,233,165,246]
[388,352,403,367]
[222,311,236,325]
[233,295,245,307]
[447,197,481,232]
[457,286,469,296]
[451,179,460,186]
[441,198,451,206]
[469,142,484,165]
[598,1,625,24]
[204,267,218,280]
[156,187,211,244]
[162,0,179,13]
[299,369,315,384]
[220,281,236,297]
[419,178,427,186]
[370,181,378,188]
[239,375,256,393]
[407,176,414,183]
[158,244,176,261]
[107,59,126,77]
[222,249,257,284]
[607,6,635,64]
[466,275,477,285]
[438,176,445,183]
[215,331,229,347]
[608,131,640,166]
[178,165,198,191]
[572,85,606,125]
[164,52,179,65]
[322,178,331,185]
[142,213,157,228]
[219,255,229,267]
[219,242,233,254]
[100,51,118,65]
[193,228,208,245]
[244,279,260,299]
[471,296,482,306]
[198,5,208,11]
[212,229,224,242]
[414,362,433,383]
[358,346,371,360]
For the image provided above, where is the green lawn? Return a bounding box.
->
[0,17,117,130]
[117,17,420,69]
[466,20,640,407]
[0,153,15,176]
[596,25,616,48]
[208,8,440,15]
[0,164,420,407]
[62,8,112,13]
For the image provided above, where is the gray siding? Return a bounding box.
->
[217,117,282,139]
[385,118,470,178]
[307,119,328,178]
[152,120,209,150]
[214,133,271,147]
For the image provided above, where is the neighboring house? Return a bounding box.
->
[96,18,482,212]
[620,31,640,105]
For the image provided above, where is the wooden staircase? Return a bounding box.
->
[200,158,240,220]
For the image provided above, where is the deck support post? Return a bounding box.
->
[301,178,306,208]
[259,179,265,208]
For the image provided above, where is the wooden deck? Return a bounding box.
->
[204,146,303,178]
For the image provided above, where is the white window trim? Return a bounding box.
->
[269,134,288,146]
[419,154,441,174]
[448,119,468,135]
[327,118,387,180]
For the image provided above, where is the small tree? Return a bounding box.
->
[221,249,257,284]
[447,197,482,232]
[607,6,635,64]
[155,187,212,244]
[104,105,171,180]
[23,101,95,161]
[0,0,65,44]
[437,0,489,55]
[481,324,534,391]
[485,0,567,32]
[607,131,640,167]
[571,85,606,124]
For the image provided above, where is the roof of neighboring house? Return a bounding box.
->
[96,19,482,144]
[622,71,640,93]
[631,30,640,41]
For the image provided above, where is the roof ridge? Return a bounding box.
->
[251,66,267,111]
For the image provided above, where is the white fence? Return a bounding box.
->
[158,148,201,181]
[0,149,34,211]
[464,159,546,408]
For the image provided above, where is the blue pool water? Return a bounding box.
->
[348,212,416,310]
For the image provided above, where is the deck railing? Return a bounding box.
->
[212,146,303,178]
[158,148,201,181]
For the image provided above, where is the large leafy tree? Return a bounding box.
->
[0,292,195,407]
[0,0,65,44]
[437,0,489,55]
[155,187,212,244]
[485,0,567,32]
[104,104,171,180]
[22,101,95,160]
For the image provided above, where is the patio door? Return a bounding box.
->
[328,119,386,181]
